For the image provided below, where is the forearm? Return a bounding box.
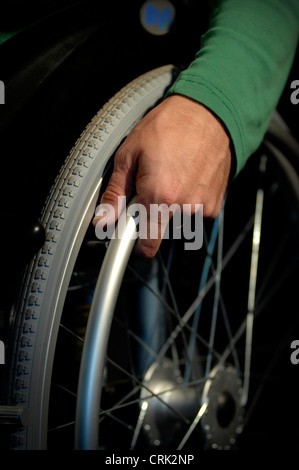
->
[167,0,299,174]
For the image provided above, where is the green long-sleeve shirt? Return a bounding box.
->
[167,0,299,175]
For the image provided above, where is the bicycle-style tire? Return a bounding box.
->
[8,65,175,449]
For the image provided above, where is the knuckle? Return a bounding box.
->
[114,143,135,174]
[202,194,215,218]
[114,150,128,172]
[203,198,222,219]
[156,181,182,208]
[101,183,122,205]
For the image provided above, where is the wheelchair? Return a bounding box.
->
[0,1,298,451]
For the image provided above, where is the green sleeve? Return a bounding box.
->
[167,0,299,175]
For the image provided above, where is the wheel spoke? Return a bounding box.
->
[177,401,208,450]
[157,249,194,370]
[205,205,224,378]
[105,357,192,426]
[184,216,220,382]
[154,209,256,368]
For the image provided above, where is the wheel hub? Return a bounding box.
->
[138,358,201,447]
[202,365,244,449]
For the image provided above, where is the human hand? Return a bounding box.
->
[93,94,232,258]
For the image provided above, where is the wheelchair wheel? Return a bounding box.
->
[7,66,299,450]
[7,65,175,449]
